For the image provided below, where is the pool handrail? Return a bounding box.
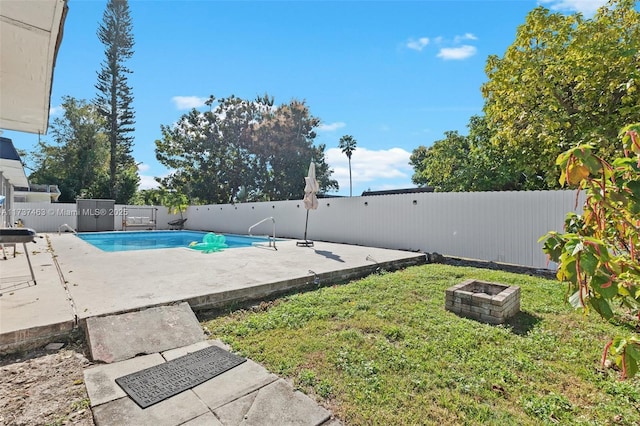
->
[248,217,277,250]
[58,223,77,235]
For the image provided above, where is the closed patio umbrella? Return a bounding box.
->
[297,161,319,247]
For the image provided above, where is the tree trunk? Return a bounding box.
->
[348,157,352,197]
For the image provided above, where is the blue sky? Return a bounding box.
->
[2,0,609,197]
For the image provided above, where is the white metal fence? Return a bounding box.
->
[9,203,179,233]
[11,190,586,269]
[186,190,585,269]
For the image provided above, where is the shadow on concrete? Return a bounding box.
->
[313,250,345,263]
[0,278,36,296]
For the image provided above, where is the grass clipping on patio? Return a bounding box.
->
[202,264,640,425]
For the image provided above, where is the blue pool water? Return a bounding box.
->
[76,231,270,252]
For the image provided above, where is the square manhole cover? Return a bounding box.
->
[115,345,246,408]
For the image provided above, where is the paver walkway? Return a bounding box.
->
[82,303,340,425]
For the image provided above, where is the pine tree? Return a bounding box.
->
[95,0,138,203]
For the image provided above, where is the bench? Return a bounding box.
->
[122,217,155,231]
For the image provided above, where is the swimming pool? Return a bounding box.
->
[76,231,271,252]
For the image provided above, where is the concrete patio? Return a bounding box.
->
[1,232,426,353]
[1,232,425,424]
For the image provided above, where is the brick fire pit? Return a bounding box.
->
[445,279,520,324]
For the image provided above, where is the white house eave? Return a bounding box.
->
[0,0,68,135]
[0,159,29,188]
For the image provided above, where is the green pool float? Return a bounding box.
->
[189,233,228,253]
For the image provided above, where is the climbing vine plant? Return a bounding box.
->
[541,124,640,379]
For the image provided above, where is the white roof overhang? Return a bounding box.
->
[0,0,68,135]
[0,159,29,189]
[0,137,29,188]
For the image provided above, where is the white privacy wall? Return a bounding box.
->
[11,202,78,231]
[186,190,586,269]
[10,203,179,232]
[12,190,586,269]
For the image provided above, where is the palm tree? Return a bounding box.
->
[338,135,357,196]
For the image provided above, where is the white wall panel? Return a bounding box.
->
[13,190,586,268]
[183,189,585,269]
[11,203,176,232]
[11,202,77,232]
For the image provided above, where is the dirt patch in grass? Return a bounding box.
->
[0,341,94,426]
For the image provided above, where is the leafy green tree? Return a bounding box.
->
[482,0,640,189]
[311,143,338,195]
[95,0,138,203]
[250,99,338,199]
[541,124,640,378]
[155,96,261,204]
[462,115,529,190]
[410,130,469,192]
[408,145,429,188]
[162,190,189,220]
[155,94,337,204]
[130,187,188,221]
[131,188,164,205]
[29,97,109,201]
[410,115,526,191]
[338,135,357,196]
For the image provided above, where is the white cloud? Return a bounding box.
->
[138,174,161,190]
[437,45,477,60]
[172,96,208,110]
[136,163,151,172]
[454,33,477,43]
[408,34,479,61]
[540,0,608,15]
[406,37,430,51]
[326,147,413,193]
[49,105,63,116]
[318,122,346,132]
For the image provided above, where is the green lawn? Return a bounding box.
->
[202,264,640,425]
